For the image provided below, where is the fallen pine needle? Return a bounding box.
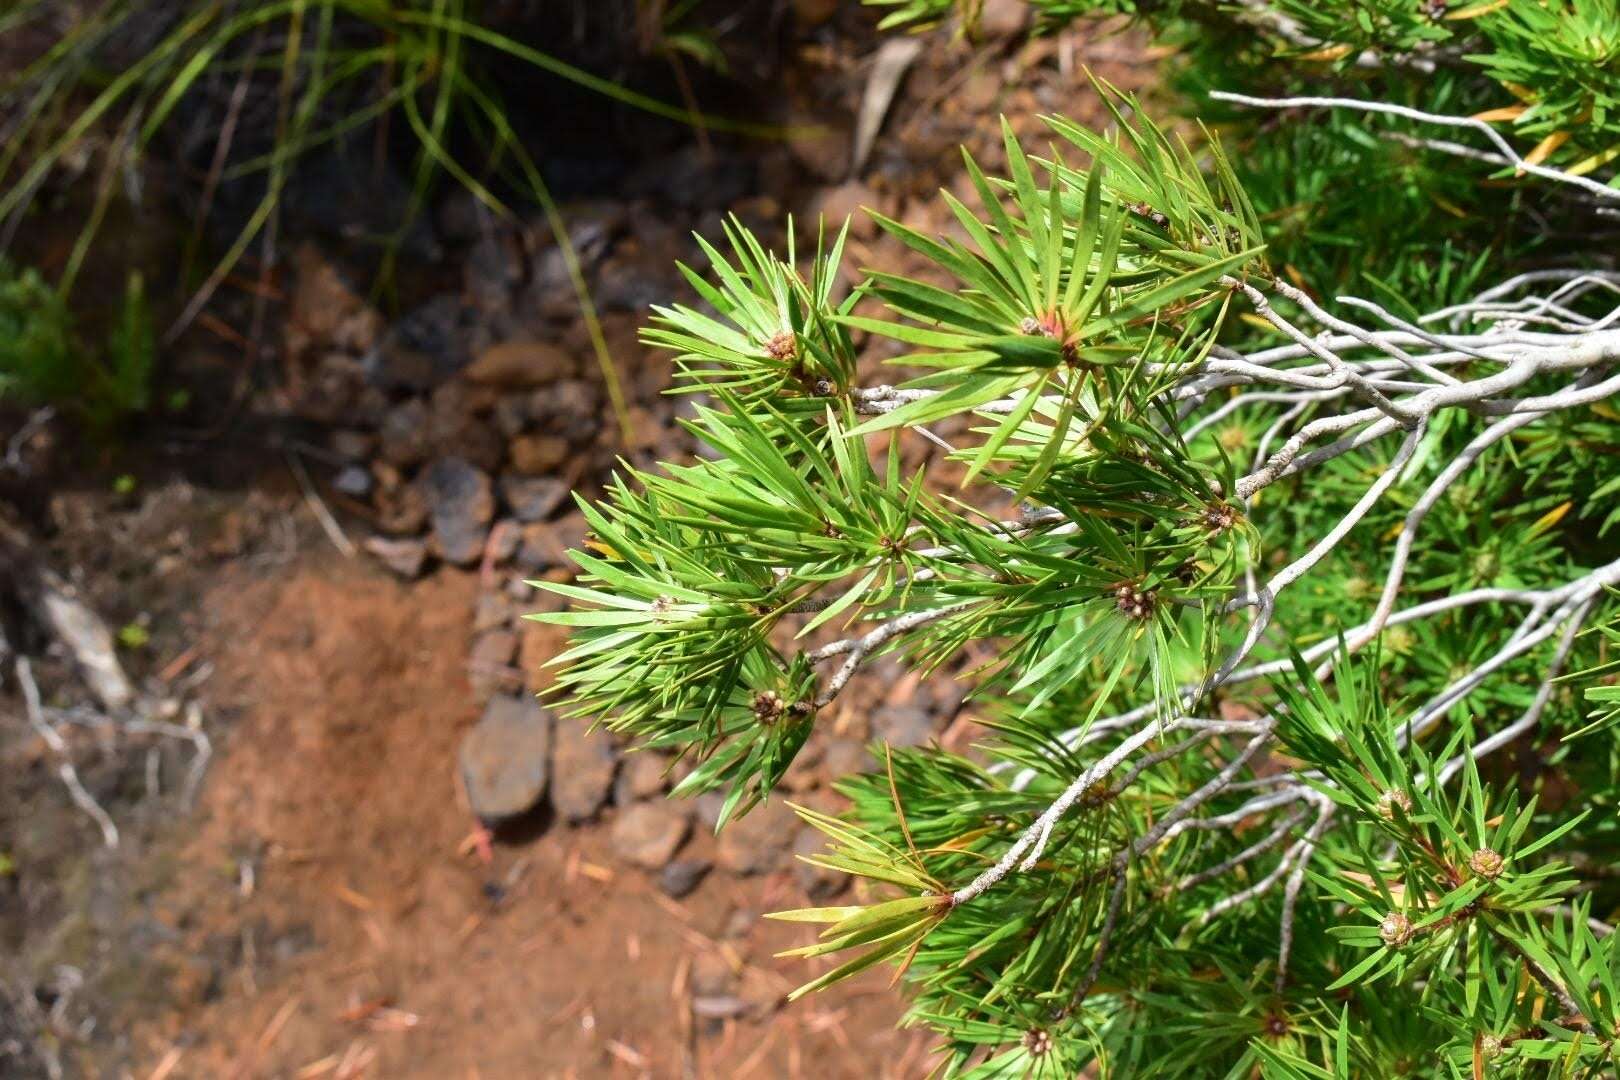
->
[368,1007,423,1033]
[146,1047,183,1080]
[605,1040,649,1070]
[733,1026,778,1077]
[338,998,389,1024]
[578,860,614,882]
[333,885,376,912]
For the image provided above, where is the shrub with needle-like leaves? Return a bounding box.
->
[538,79,1620,1077]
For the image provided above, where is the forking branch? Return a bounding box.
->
[539,87,1620,1064]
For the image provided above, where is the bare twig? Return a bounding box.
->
[286,450,357,558]
[15,657,119,848]
[1210,91,1620,203]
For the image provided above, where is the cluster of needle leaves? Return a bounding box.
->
[870,0,1620,177]
[539,73,1620,1077]
[542,94,1264,821]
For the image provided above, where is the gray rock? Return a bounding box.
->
[427,382,505,472]
[615,752,669,804]
[459,695,552,822]
[611,802,690,870]
[500,475,570,522]
[659,858,712,899]
[363,536,428,580]
[418,456,494,566]
[872,704,936,750]
[485,519,521,565]
[473,592,515,633]
[792,826,846,901]
[717,799,797,876]
[691,995,748,1020]
[550,721,618,824]
[367,295,474,391]
[377,398,431,468]
[333,464,373,499]
[822,737,873,780]
[468,629,518,702]
[516,514,587,573]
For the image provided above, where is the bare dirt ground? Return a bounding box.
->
[115,556,911,1077]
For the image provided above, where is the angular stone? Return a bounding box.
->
[659,858,712,899]
[470,629,517,667]
[333,464,373,499]
[377,398,431,468]
[486,519,521,565]
[508,434,570,475]
[367,295,475,392]
[473,592,515,634]
[468,629,519,702]
[516,514,587,574]
[464,341,576,387]
[716,799,797,876]
[500,476,570,522]
[417,457,494,566]
[363,536,428,580]
[459,695,552,822]
[493,396,531,439]
[611,802,690,870]
[550,722,618,824]
[286,244,383,358]
[792,826,846,901]
[615,752,670,804]
[872,704,936,750]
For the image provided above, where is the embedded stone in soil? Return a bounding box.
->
[659,858,713,899]
[871,703,936,750]
[464,341,577,388]
[611,802,691,870]
[363,535,428,580]
[716,799,798,876]
[500,475,570,523]
[549,720,618,824]
[460,694,553,823]
[418,456,495,566]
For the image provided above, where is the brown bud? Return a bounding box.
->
[1468,847,1504,880]
[1378,911,1414,948]
[1201,502,1237,533]
[1021,1028,1053,1057]
[764,330,797,361]
[1375,788,1413,820]
[1478,1033,1503,1060]
[1114,583,1155,621]
[752,691,784,724]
